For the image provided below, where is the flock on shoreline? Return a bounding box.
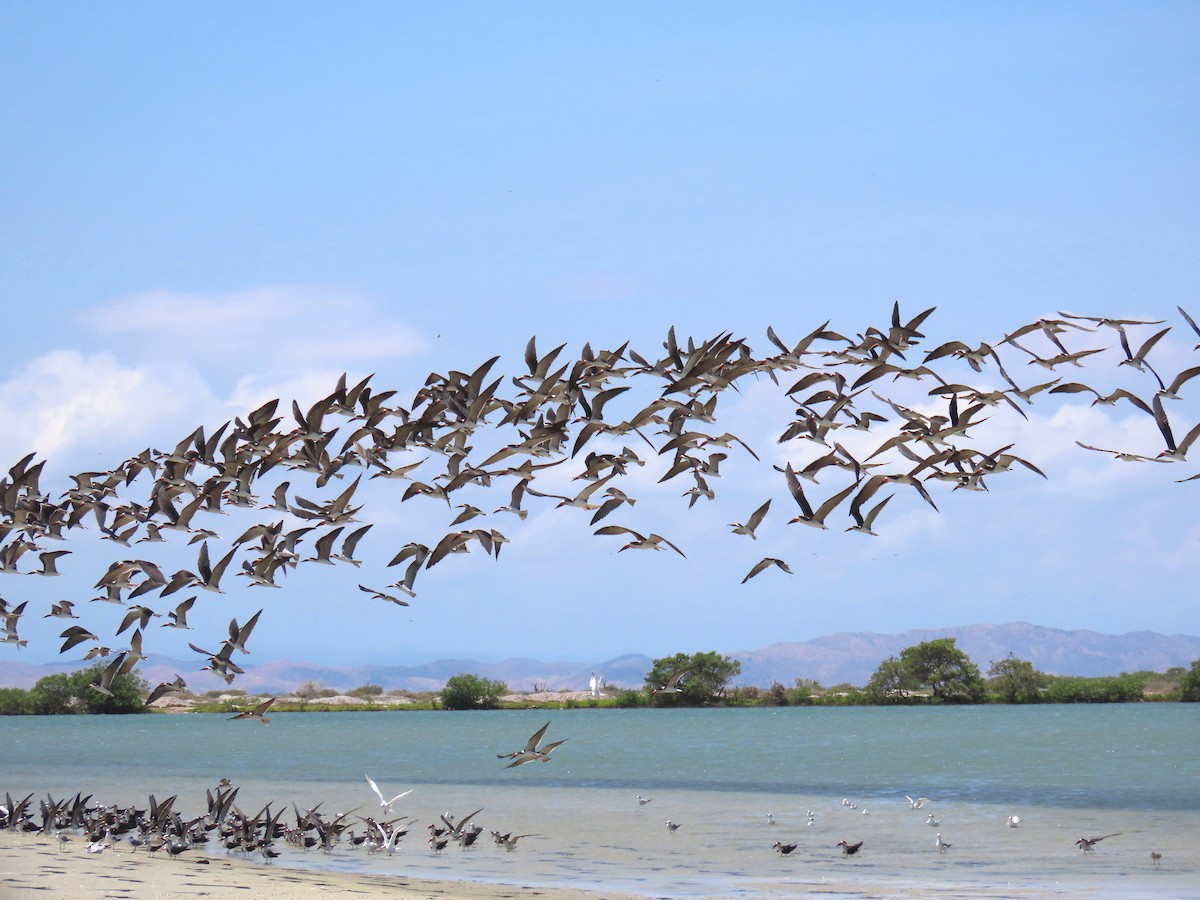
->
[0,780,1164,872]
[1,305,1198,703]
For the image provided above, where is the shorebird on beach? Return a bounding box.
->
[905,795,930,809]
[773,841,797,855]
[636,795,652,806]
[1150,851,1162,866]
[837,840,863,856]
[1076,833,1121,853]
[1007,815,1021,828]
[925,813,939,827]
[665,820,681,833]
[935,833,951,854]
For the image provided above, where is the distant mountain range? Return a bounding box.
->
[2,622,1197,695]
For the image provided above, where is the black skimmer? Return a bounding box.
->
[1076,833,1121,853]
[729,499,771,539]
[837,840,863,856]
[228,696,275,723]
[773,841,797,855]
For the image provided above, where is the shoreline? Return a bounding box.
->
[3,828,1193,900]
[0,833,646,900]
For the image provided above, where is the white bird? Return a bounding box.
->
[765,813,775,825]
[905,795,930,809]
[1007,815,1021,828]
[926,813,940,827]
[366,775,413,813]
[666,820,681,833]
[635,795,652,806]
[935,833,952,854]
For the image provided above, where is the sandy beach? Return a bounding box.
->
[5,826,1198,900]
[0,833,646,900]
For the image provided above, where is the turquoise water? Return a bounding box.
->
[7,705,1197,808]
[4,705,1199,897]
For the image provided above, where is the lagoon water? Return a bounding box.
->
[5,704,1199,897]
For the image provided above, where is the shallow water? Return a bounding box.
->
[4,705,1199,897]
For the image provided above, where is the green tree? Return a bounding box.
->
[1180,660,1200,702]
[644,651,741,705]
[27,664,146,715]
[900,639,985,702]
[1042,674,1145,703]
[29,673,78,714]
[439,673,507,710]
[0,687,33,715]
[865,655,918,702]
[986,654,1047,703]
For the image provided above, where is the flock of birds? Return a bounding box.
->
[2,780,1156,872]
[2,304,1199,699]
[0,778,538,864]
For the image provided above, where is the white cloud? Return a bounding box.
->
[0,350,218,472]
[79,285,427,369]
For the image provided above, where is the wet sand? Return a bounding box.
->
[0,832,644,900]
[4,816,1197,900]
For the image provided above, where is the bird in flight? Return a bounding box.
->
[228,696,276,724]
[365,775,413,813]
[498,721,567,766]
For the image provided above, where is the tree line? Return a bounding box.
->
[3,645,1200,714]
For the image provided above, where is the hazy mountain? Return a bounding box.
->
[2,622,1197,695]
[731,622,1200,688]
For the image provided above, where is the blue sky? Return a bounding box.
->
[2,3,1198,670]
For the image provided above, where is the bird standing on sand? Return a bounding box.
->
[666,820,681,833]
[935,833,951,854]
[636,795,652,806]
[773,841,797,855]
[1007,815,1021,828]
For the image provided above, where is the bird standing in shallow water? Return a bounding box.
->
[837,840,863,856]
[773,841,797,855]
[666,820,681,833]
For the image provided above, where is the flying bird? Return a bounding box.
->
[365,775,414,813]
[228,696,276,724]
[741,557,793,584]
